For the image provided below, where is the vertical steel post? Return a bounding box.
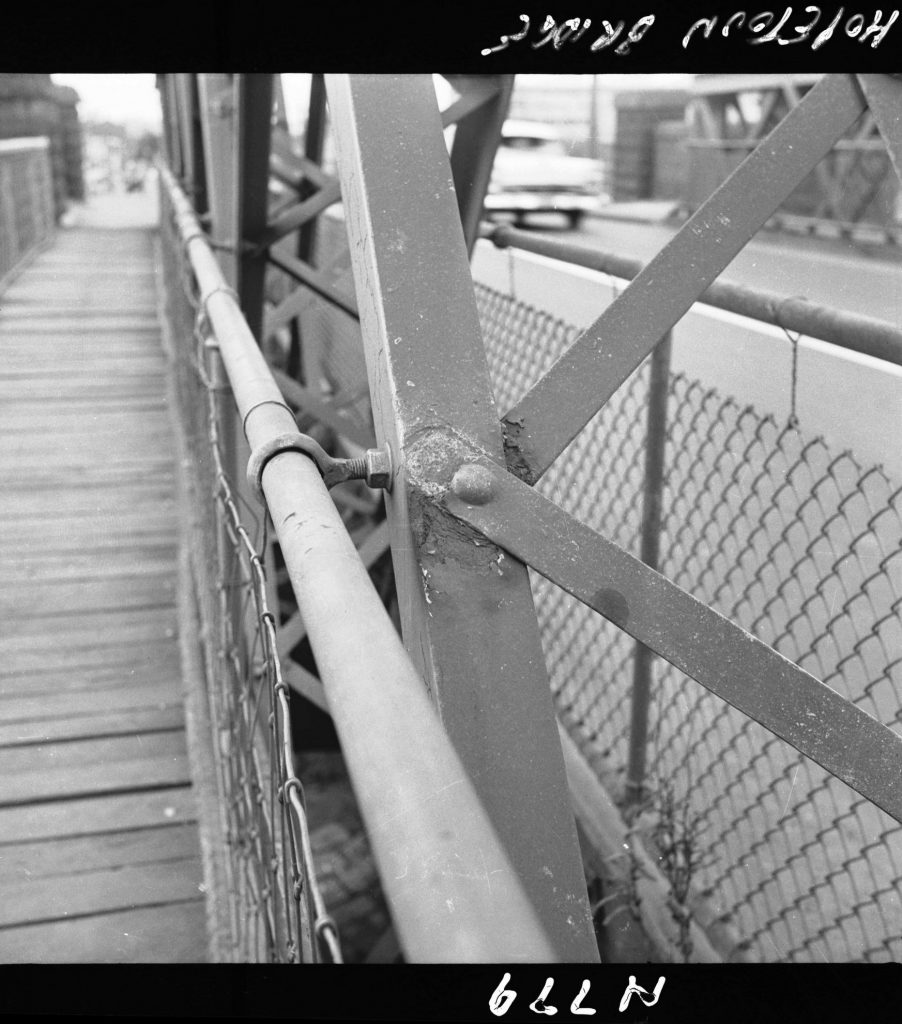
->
[174,75,196,195]
[165,75,185,180]
[297,74,327,265]
[287,73,327,381]
[188,75,209,217]
[625,332,673,807]
[326,73,599,961]
[446,76,513,256]
[234,73,274,343]
[197,74,237,286]
[195,73,249,686]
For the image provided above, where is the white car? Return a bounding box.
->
[485,120,607,230]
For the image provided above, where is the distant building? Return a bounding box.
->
[0,73,84,218]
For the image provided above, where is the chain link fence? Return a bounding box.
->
[476,280,902,963]
[159,186,342,964]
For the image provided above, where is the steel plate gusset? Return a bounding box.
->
[435,450,902,827]
[501,73,870,484]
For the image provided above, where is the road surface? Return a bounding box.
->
[511,213,902,328]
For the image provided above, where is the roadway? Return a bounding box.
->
[512,213,902,328]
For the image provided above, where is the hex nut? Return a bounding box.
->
[364,446,393,490]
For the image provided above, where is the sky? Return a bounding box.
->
[52,74,162,133]
[50,73,693,137]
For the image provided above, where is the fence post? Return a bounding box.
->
[625,331,673,807]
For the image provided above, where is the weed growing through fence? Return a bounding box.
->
[650,778,712,961]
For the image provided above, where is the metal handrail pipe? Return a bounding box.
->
[160,162,558,963]
[482,222,902,369]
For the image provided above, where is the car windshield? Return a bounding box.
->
[501,135,567,157]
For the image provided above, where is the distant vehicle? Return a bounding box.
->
[484,120,607,230]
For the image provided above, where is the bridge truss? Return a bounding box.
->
[157,73,902,963]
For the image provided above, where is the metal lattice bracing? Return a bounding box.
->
[687,73,900,237]
[158,72,902,963]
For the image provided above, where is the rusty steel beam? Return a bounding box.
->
[161,161,559,963]
[437,449,902,827]
[501,73,870,483]
[326,73,599,962]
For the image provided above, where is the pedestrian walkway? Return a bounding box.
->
[0,193,207,962]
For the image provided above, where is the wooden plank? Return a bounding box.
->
[0,551,176,583]
[0,752,192,807]
[0,788,197,843]
[0,383,166,401]
[1,344,163,362]
[1,359,166,377]
[3,281,157,302]
[2,441,173,465]
[0,486,175,519]
[0,681,181,719]
[0,899,207,963]
[0,306,159,320]
[3,606,177,644]
[0,398,166,420]
[0,224,210,963]
[0,706,185,746]
[0,824,199,882]
[0,730,186,775]
[2,517,176,551]
[0,659,182,698]
[0,856,203,928]
[0,640,182,679]
[0,320,162,335]
[2,577,176,618]
[0,414,169,436]
[0,468,174,493]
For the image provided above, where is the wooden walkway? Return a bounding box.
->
[0,203,207,962]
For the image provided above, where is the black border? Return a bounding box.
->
[2,963,902,1020]
[3,1,901,71]
[3,2,899,1020]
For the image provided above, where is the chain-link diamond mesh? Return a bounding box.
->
[159,185,343,964]
[476,280,902,963]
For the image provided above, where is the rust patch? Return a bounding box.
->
[501,417,537,485]
[405,427,506,575]
[591,587,630,628]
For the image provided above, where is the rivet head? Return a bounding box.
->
[450,463,495,505]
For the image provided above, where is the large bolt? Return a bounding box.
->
[364,446,393,490]
[450,463,496,505]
